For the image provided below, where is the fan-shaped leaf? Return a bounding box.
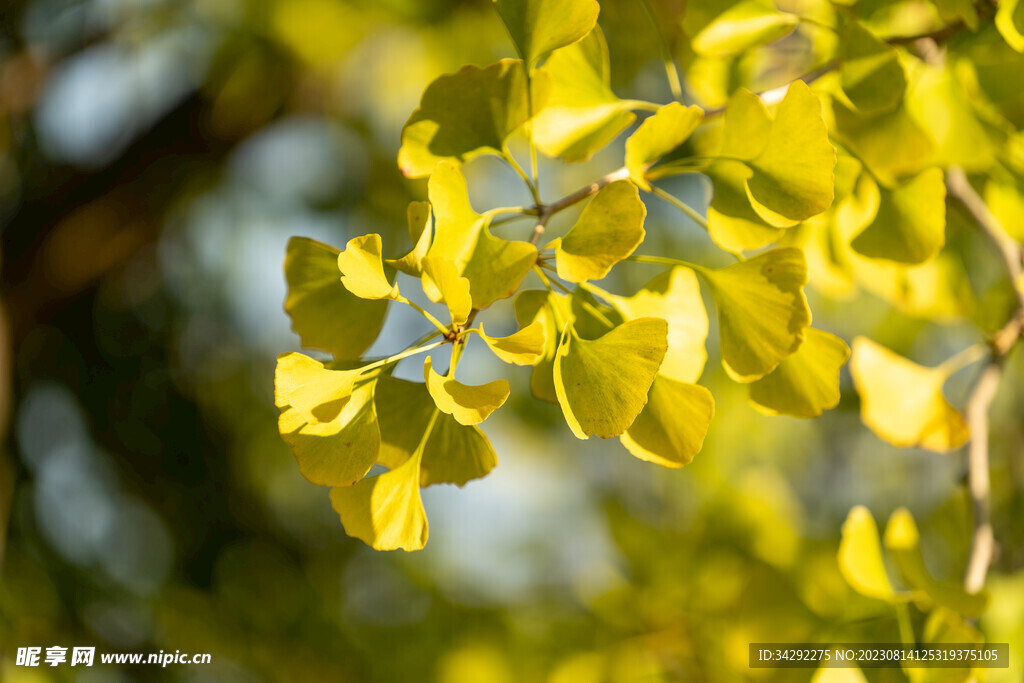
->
[625,103,704,190]
[838,505,898,601]
[283,237,388,359]
[554,318,668,439]
[421,257,471,326]
[621,377,713,467]
[707,161,785,253]
[840,22,907,114]
[749,328,850,417]
[424,357,509,426]
[515,290,564,402]
[700,247,811,382]
[850,337,969,452]
[493,0,600,66]
[387,201,433,276]
[479,322,545,365]
[337,234,399,300]
[851,168,946,264]
[689,0,798,57]
[996,0,1024,52]
[551,180,646,282]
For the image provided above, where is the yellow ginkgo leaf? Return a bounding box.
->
[552,179,646,283]
[688,0,798,57]
[620,376,714,467]
[424,357,510,426]
[838,505,898,601]
[812,665,868,683]
[275,353,379,486]
[700,247,811,382]
[515,290,568,403]
[329,448,427,551]
[850,168,946,265]
[386,201,433,276]
[478,322,545,366]
[554,318,668,439]
[625,102,704,190]
[749,328,850,418]
[850,337,969,452]
[337,233,398,300]
[421,256,471,327]
[706,160,785,253]
[493,0,599,66]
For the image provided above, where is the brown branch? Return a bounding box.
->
[946,165,1024,593]
[528,167,630,245]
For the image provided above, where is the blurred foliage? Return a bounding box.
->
[0,0,1022,681]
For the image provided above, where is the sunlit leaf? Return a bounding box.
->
[621,377,713,467]
[625,103,704,190]
[275,353,379,487]
[337,233,399,300]
[424,357,509,426]
[570,286,624,340]
[986,172,1024,242]
[850,168,946,264]
[330,448,427,551]
[597,267,709,382]
[284,237,388,359]
[700,247,811,382]
[554,318,668,439]
[387,201,433,277]
[706,161,785,252]
[850,337,969,452]
[930,0,978,30]
[421,257,471,326]
[688,0,798,56]
[832,99,934,187]
[719,88,772,160]
[551,180,646,282]
[812,665,869,683]
[996,0,1024,52]
[749,328,850,417]
[478,322,545,365]
[515,290,565,402]
[420,413,499,487]
[531,29,637,161]
[884,508,988,616]
[493,0,600,66]
[398,60,530,177]
[838,505,898,601]
[840,22,907,114]
[426,162,536,308]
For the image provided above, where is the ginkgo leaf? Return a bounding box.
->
[707,161,785,253]
[749,328,850,418]
[831,99,934,188]
[552,180,646,282]
[620,377,713,467]
[330,448,427,551]
[996,0,1024,52]
[421,257,471,326]
[478,322,545,365]
[424,357,510,426]
[531,29,637,161]
[850,167,946,264]
[283,237,388,359]
[812,665,868,683]
[850,338,969,452]
[625,103,704,190]
[493,0,600,66]
[554,318,668,439]
[275,353,379,487]
[700,247,811,382]
[337,234,399,300]
[420,413,499,487]
[838,505,898,601]
[884,508,988,616]
[597,267,709,383]
[426,162,536,308]
[688,0,798,57]
[569,286,624,340]
[387,201,433,276]
[515,290,563,403]
[840,22,907,115]
[398,60,530,177]
[719,88,772,161]
[930,0,979,29]
[744,81,837,224]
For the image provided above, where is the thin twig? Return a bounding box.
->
[528,167,631,245]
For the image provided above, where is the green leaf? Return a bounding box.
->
[551,180,646,282]
[831,99,934,187]
[478,322,545,365]
[706,161,785,253]
[426,162,536,309]
[275,353,379,486]
[420,413,499,487]
[596,267,709,383]
[838,505,898,601]
[424,357,509,426]
[850,337,969,452]
[515,290,564,403]
[337,233,399,300]
[553,318,668,439]
[329,447,428,551]
[398,60,530,177]
[493,0,600,66]
[620,377,713,467]
[749,328,850,418]
[283,237,388,360]
[688,0,798,57]
[930,0,979,30]
[744,81,837,224]
[839,22,907,114]
[884,508,988,616]
[387,201,433,277]
[625,103,704,190]
[700,247,811,382]
[531,29,637,161]
[421,256,471,326]
[850,168,946,264]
